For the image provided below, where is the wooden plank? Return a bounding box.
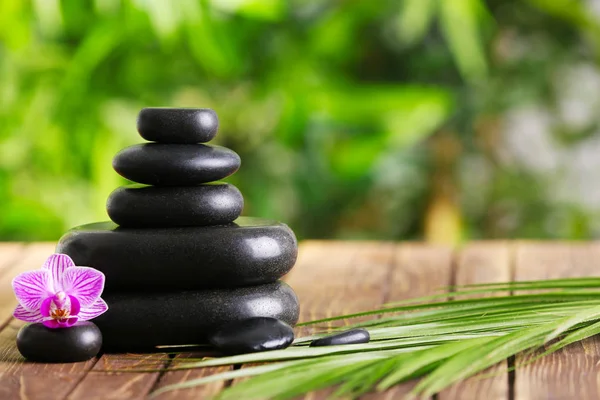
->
[0,243,25,276]
[513,242,600,400]
[369,243,454,399]
[303,241,395,399]
[152,360,230,400]
[287,241,375,326]
[0,243,27,327]
[438,242,511,400]
[0,243,100,400]
[67,354,169,400]
[386,243,453,301]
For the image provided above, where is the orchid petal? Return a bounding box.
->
[40,297,52,317]
[43,319,60,329]
[12,270,52,311]
[42,254,75,292]
[13,304,43,323]
[69,295,81,316]
[61,267,105,307]
[65,317,78,326]
[78,298,108,321]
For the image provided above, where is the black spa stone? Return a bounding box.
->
[56,217,298,292]
[94,281,299,351]
[309,328,370,347]
[106,183,243,227]
[137,108,218,144]
[209,317,295,355]
[113,144,241,186]
[16,322,102,363]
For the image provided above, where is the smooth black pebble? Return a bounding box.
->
[209,317,294,355]
[106,183,243,227]
[137,108,218,144]
[16,322,102,363]
[113,144,241,186]
[309,329,370,347]
[94,281,299,351]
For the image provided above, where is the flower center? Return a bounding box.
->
[50,291,71,322]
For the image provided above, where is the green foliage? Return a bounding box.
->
[0,0,598,240]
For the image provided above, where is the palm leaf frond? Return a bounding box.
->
[140,277,600,399]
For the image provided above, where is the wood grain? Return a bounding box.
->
[288,241,386,326]
[67,354,169,400]
[386,243,453,302]
[153,359,230,400]
[368,243,454,399]
[0,243,99,400]
[438,242,511,400]
[0,243,32,328]
[513,242,600,400]
[0,243,25,275]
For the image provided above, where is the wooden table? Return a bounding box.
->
[1,241,599,399]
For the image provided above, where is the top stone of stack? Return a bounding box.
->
[137,108,219,143]
[108,107,242,227]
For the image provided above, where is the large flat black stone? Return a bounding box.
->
[113,144,240,186]
[106,183,243,227]
[137,108,218,144]
[94,281,300,351]
[56,217,298,292]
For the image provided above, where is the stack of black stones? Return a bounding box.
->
[56,108,300,353]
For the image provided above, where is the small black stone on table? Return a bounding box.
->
[310,329,370,347]
[17,322,102,363]
[209,317,295,355]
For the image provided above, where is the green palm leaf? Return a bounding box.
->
[131,277,600,399]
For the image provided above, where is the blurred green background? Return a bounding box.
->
[2,0,600,243]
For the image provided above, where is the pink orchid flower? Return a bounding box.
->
[12,254,108,328]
